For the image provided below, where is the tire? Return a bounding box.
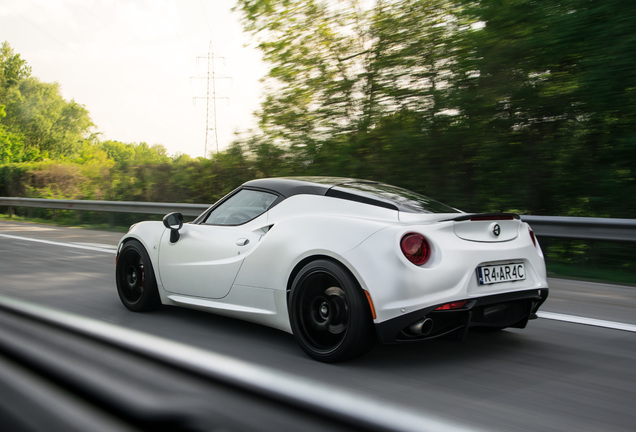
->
[116,240,161,312]
[289,259,375,362]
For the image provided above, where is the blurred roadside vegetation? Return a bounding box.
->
[1,0,635,284]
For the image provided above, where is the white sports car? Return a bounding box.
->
[116,177,548,362]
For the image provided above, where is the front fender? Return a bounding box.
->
[117,221,166,274]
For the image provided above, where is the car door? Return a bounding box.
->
[157,188,278,299]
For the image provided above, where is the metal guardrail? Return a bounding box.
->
[1,197,635,242]
[521,215,636,242]
[0,197,209,217]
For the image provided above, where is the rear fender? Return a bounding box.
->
[232,215,388,293]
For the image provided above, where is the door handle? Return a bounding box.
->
[236,238,250,246]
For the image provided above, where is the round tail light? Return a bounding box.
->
[400,233,431,265]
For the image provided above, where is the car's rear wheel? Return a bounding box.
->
[116,240,161,312]
[289,259,375,362]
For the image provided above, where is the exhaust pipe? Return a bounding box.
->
[409,317,434,336]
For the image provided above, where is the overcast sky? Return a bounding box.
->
[0,0,267,158]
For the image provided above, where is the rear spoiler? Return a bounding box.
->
[441,213,521,222]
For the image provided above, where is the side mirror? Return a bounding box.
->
[162,212,184,243]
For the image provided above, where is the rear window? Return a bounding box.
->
[328,182,460,214]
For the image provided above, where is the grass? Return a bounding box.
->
[541,238,636,287]
[0,213,129,233]
[546,263,636,286]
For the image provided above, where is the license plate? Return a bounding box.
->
[477,263,526,285]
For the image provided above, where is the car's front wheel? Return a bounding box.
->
[116,240,161,312]
[289,259,375,362]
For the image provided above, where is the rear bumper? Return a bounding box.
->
[374,288,549,344]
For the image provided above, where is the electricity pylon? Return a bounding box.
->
[192,40,230,156]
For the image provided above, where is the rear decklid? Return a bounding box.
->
[449,213,521,242]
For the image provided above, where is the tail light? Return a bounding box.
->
[528,226,537,247]
[400,233,431,265]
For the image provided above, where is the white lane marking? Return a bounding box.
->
[2,231,634,336]
[0,233,116,254]
[538,311,636,333]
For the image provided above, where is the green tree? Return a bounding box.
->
[235,0,373,158]
[1,42,94,160]
[0,41,31,93]
[235,0,470,197]
[453,0,636,216]
[0,105,29,163]
[235,0,635,217]
[3,78,94,159]
[99,140,136,165]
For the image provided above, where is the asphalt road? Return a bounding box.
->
[1,220,635,432]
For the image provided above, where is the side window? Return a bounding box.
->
[203,189,278,226]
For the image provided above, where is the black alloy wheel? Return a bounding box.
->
[116,240,161,312]
[289,259,375,362]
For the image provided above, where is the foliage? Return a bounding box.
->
[0,105,29,163]
[0,41,31,88]
[2,78,94,159]
[234,0,636,217]
[1,41,94,161]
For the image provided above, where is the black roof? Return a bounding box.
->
[243,177,358,198]
[243,177,460,214]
